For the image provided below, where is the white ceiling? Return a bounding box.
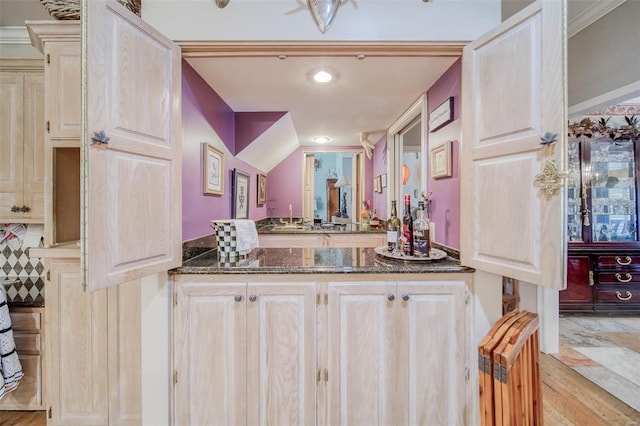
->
[0,0,628,158]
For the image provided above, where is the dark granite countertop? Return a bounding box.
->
[173,246,474,275]
[257,223,385,234]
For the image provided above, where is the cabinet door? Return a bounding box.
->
[327,282,397,425]
[107,279,142,426]
[0,72,24,219]
[560,255,593,309]
[174,281,247,426]
[246,283,317,426]
[47,260,108,425]
[22,72,45,220]
[85,0,182,291]
[45,41,81,139]
[396,281,468,426]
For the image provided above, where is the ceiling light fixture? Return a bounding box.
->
[313,70,333,83]
[313,136,331,144]
[308,0,341,34]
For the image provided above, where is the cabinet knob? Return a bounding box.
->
[234,294,243,302]
[387,293,395,302]
[20,205,30,213]
[615,273,633,283]
[616,290,632,301]
[91,130,110,145]
[249,294,257,302]
[402,293,410,301]
[615,256,632,266]
[10,205,20,212]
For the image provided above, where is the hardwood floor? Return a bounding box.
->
[1,356,639,425]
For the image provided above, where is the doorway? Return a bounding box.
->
[303,150,365,223]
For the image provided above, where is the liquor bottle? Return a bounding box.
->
[413,201,431,257]
[402,195,414,256]
[361,201,371,230]
[386,201,401,252]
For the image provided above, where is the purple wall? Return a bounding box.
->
[372,134,388,219]
[182,60,268,241]
[427,58,461,249]
[235,112,287,153]
[268,147,374,218]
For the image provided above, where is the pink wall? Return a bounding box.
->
[182,61,268,241]
[427,58,461,249]
[235,112,286,153]
[372,134,388,219]
[268,147,374,218]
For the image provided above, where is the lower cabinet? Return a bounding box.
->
[173,276,470,425]
[0,307,45,410]
[323,281,469,425]
[173,279,317,425]
[560,255,593,312]
[46,259,141,425]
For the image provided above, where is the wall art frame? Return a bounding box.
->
[232,169,250,219]
[257,173,267,206]
[430,140,452,179]
[203,143,224,195]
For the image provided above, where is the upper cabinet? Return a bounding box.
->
[568,136,639,244]
[0,60,45,223]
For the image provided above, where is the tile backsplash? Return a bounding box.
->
[0,223,45,279]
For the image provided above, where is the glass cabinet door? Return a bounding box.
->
[567,139,583,242]
[590,139,637,242]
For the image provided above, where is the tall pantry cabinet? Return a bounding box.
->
[26,21,142,425]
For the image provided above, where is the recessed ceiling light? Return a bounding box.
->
[313,136,331,144]
[313,70,333,83]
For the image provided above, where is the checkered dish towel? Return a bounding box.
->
[0,285,23,399]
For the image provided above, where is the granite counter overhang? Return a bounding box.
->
[172,246,475,275]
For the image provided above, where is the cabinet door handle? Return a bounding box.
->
[615,273,633,283]
[10,205,20,212]
[616,290,632,301]
[234,294,243,302]
[20,205,30,213]
[402,294,410,301]
[249,294,257,302]
[387,293,395,301]
[615,256,632,266]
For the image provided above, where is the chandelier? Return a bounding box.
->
[214,0,343,34]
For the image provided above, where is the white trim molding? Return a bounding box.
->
[568,0,627,38]
[0,26,31,45]
[569,80,640,118]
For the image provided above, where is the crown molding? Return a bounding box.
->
[0,26,31,45]
[568,0,627,38]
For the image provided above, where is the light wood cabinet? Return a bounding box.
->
[0,60,45,222]
[174,275,471,426]
[174,278,317,426]
[325,280,469,425]
[0,307,45,410]
[45,258,142,426]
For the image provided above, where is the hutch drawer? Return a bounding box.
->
[595,286,640,304]
[596,255,640,269]
[597,272,640,284]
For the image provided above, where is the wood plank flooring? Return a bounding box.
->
[1,355,639,425]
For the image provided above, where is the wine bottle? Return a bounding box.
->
[413,201,431,257]
[387,201,401,251]
[402,195,414,256]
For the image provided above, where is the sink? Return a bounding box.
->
[271,225,308,231]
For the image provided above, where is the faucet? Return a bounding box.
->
[279,204,303,227]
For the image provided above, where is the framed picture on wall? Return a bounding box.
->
[203,143,224,195]
[257,173,267,206]
[381,173,387,188]
[232,169,250,219]
[430,140,453,179]
[429,97,454,132]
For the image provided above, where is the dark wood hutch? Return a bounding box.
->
[562,119,640,313]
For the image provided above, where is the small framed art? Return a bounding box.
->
[232,169,250,219]
[257,173,267,206]
[430,140,452,179]
[203,143,224,195]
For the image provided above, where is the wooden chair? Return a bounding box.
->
[479,310,542,425]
